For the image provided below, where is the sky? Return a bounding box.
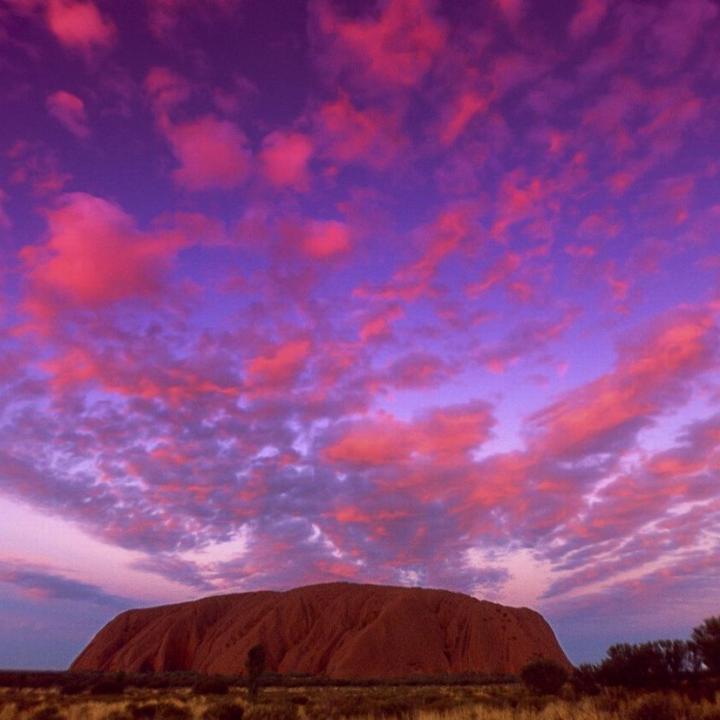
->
[0,0,719,670]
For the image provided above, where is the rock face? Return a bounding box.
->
[71,582,571,678]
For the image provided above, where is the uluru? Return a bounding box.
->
[71,582,571,679]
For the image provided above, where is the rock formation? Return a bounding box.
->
[71,582,570,678]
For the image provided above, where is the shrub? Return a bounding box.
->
[129,704,159,720]
[244,703,297,720]
[90,674,127,695]
[520,658,569,695]
[193,676,230,695]
[596,641,694,689]
[60,678,88,695]
[692,616,720,675]
[30,708,63,720]
[629,693,683,720]
[155,703,192,720]
[246,644,266,700]
[204,701,245,720]
[571,663,602,696]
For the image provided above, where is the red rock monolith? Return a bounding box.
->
[71,582,571,678]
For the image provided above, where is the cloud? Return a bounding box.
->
[20,192,187,314]
[568,0,607,41]
[300,220,351,259]
[46,90,89,138]
[165,115,251,190]
[312,0,447,89]
[260,131,313,190]
[45,0,115,52]
[246,338,311,392]
[314,93,403,169]
[145,66,191,115]
[0,559,131,607]
[324,400,494,468]
[528,308,719,459]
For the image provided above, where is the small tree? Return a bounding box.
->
[691,616,720,674]
[245,644,266,700]
[520,658,568,695]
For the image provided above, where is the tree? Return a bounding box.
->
[245,643,266,700]
[595,640,694,689]
[691,616,720,674]
[520,659,568,695]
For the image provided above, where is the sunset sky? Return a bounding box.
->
[1,0,719,669]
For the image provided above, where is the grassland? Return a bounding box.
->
[0,682,719,720]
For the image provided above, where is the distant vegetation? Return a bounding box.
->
[570,614,720,693]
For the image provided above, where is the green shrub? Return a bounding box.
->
[520,658,569,695]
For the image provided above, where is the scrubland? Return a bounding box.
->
[0,683,719,720]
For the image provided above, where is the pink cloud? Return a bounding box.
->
[46,90,89,138]
[359,304,404,342]
[146,0,234,40]
[20,193,186,312]
[439,91,489,146]
[260,131,313,190]
[529,308,719,459]
[246,339,311,391]
[324,401,494,468]
[315,93,403,169]
[496,0,525,25]
[165,115,250,190]
[300,220,351,259]
[313,0,446,88]
[568,0,607,41]
[145,66,191,115]
[45,0,115,52]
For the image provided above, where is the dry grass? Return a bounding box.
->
[0,684,718,720]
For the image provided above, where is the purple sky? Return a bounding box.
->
[1,0,719,669]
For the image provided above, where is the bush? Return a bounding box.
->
[129,704,157,720]
[246,644,266,700]
[692,616,720,675]
[571,663,601,696]
[204,701,245,720]
[244,703,297,720]
[193,676,230,695]
[30,708,63,720]
[596,641,694,689]
[90,674,127,695]
[629,693,683,720]
[154,703,192,720]
[520,658,568,695]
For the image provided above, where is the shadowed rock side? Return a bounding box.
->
[71,582,571,678]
